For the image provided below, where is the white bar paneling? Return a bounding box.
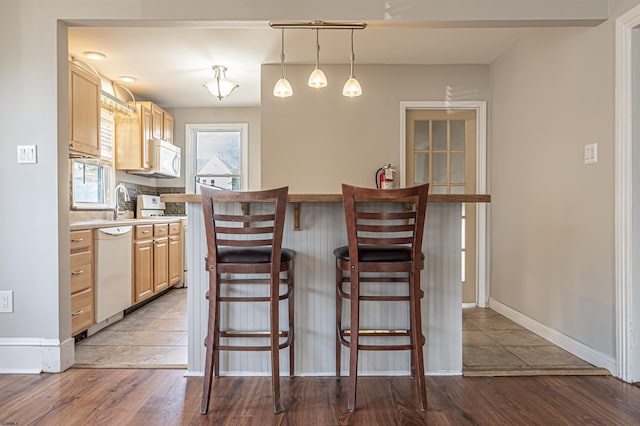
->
[187,202,462,376]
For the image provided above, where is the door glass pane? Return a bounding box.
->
[431,185,447,194]
[432,152,447,183]
[450,120,465,151]
[450,185,465,194]
[414,120,429,150]
[432,120,447,150]
[450,153,465,184]
[414,153,429,183]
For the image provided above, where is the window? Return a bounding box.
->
[185,123,248,193]
[71,158,115,209]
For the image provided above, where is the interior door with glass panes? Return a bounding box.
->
[406,109,477,304]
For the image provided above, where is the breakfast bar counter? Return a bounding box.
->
[162,193,490,377]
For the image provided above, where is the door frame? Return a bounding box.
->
[400,101,488,307]
[615,3,640,383]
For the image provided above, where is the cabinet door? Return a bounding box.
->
[141,105,153,169]
[163,113,174,143]
[153,236,169,293]
[69,62,100,157]
[134,240,154,302]
[151,104,164,140]
[168,234,182,286]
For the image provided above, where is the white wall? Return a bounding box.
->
[0,0,614,373]
[489,0,640,362]
[261,64,489,193]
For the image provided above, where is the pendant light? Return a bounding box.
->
[203,65,239,100]
[342,29,362,97]
[273,28,293,98]
[308,29,327,88]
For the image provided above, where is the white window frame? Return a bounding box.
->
[185,123,249,194]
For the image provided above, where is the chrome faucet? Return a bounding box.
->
[114,183,131,220]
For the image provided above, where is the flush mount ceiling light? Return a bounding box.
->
[118,76,138,83]
[273,28,293,98]
[269,20,366,98]
[308,29,327,89]
[342,29,362,98]
[83,51,107,61]
[203,65,239,100]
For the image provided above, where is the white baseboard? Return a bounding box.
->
[488,298,617,374]
[0,337,75,374]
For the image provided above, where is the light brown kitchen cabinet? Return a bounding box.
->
[168,223,182,286]
[153,224,169,293]
[115,102,153,171]
[69,62,100,158]
[150,102,174,143]
[132,223,181,303]
[70,230,95,336]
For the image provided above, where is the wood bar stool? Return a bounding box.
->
[334,183,429,412]
[200,186,294,414]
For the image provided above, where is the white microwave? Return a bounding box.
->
[131,139,181,178]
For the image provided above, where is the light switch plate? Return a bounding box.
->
[0,290,13,313]
[584,143,598,164]
[17,145,37,164]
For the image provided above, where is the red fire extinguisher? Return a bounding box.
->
[375,164,395,189]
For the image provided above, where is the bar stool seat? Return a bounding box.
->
[333,246,425,263]
[200,186,294,415]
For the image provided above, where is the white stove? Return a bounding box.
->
[136,194,186,220]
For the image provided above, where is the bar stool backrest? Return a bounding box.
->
[200,186,289,270]
[341,183,430,268]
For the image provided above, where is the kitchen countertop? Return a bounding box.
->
[70,217,185,231]
[160,193,491,203]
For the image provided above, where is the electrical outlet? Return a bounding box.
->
[0,290,14,313]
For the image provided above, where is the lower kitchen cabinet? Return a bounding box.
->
[70,229,95,336]
[133,222,181,304]
[168,222,182,286]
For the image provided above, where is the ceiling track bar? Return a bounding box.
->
[269,20,367,30]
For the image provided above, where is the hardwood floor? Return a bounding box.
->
[2,370,640,425]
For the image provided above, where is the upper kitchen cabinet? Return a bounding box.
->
[68,61,100,158]
[150,103,174,143]
[115,102,153,171]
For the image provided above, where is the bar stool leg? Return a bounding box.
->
[288,263,295,377]
[335,263,343,380]
[270,268,282,413]
[201,269,220,414]
[347,268,360,412]
[213,278,221,379]
[409,268,427,411]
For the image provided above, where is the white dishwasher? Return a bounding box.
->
[95,226,132,323]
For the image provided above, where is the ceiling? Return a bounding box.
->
[68,22,527,109]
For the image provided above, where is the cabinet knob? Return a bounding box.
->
[71,238,84,243]
[72,310,84,317]
[71,270,84,276]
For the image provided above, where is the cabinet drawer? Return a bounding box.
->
[135,225,154,240]
[154,224,168,237]
[71,288,94,335]
[169,222,181,235]
[70,253,93,294]
[70,230,93,252]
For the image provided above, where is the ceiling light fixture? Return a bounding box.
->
[273,29,293,98]
[269,21,366,98]
[342,29,362,98]
[308,29,327,89]
[203,65,239,100]
[83,51,107,61]
[118,76,138,83]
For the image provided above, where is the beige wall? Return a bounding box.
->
[171,107,261,190]
[261,64,489,193]
[488,1,640,358]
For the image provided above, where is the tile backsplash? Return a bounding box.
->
[117,183,186,216]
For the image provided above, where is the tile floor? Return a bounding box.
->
[463,307,607,376]
[75,289,605,375]
[74,288,187,368]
